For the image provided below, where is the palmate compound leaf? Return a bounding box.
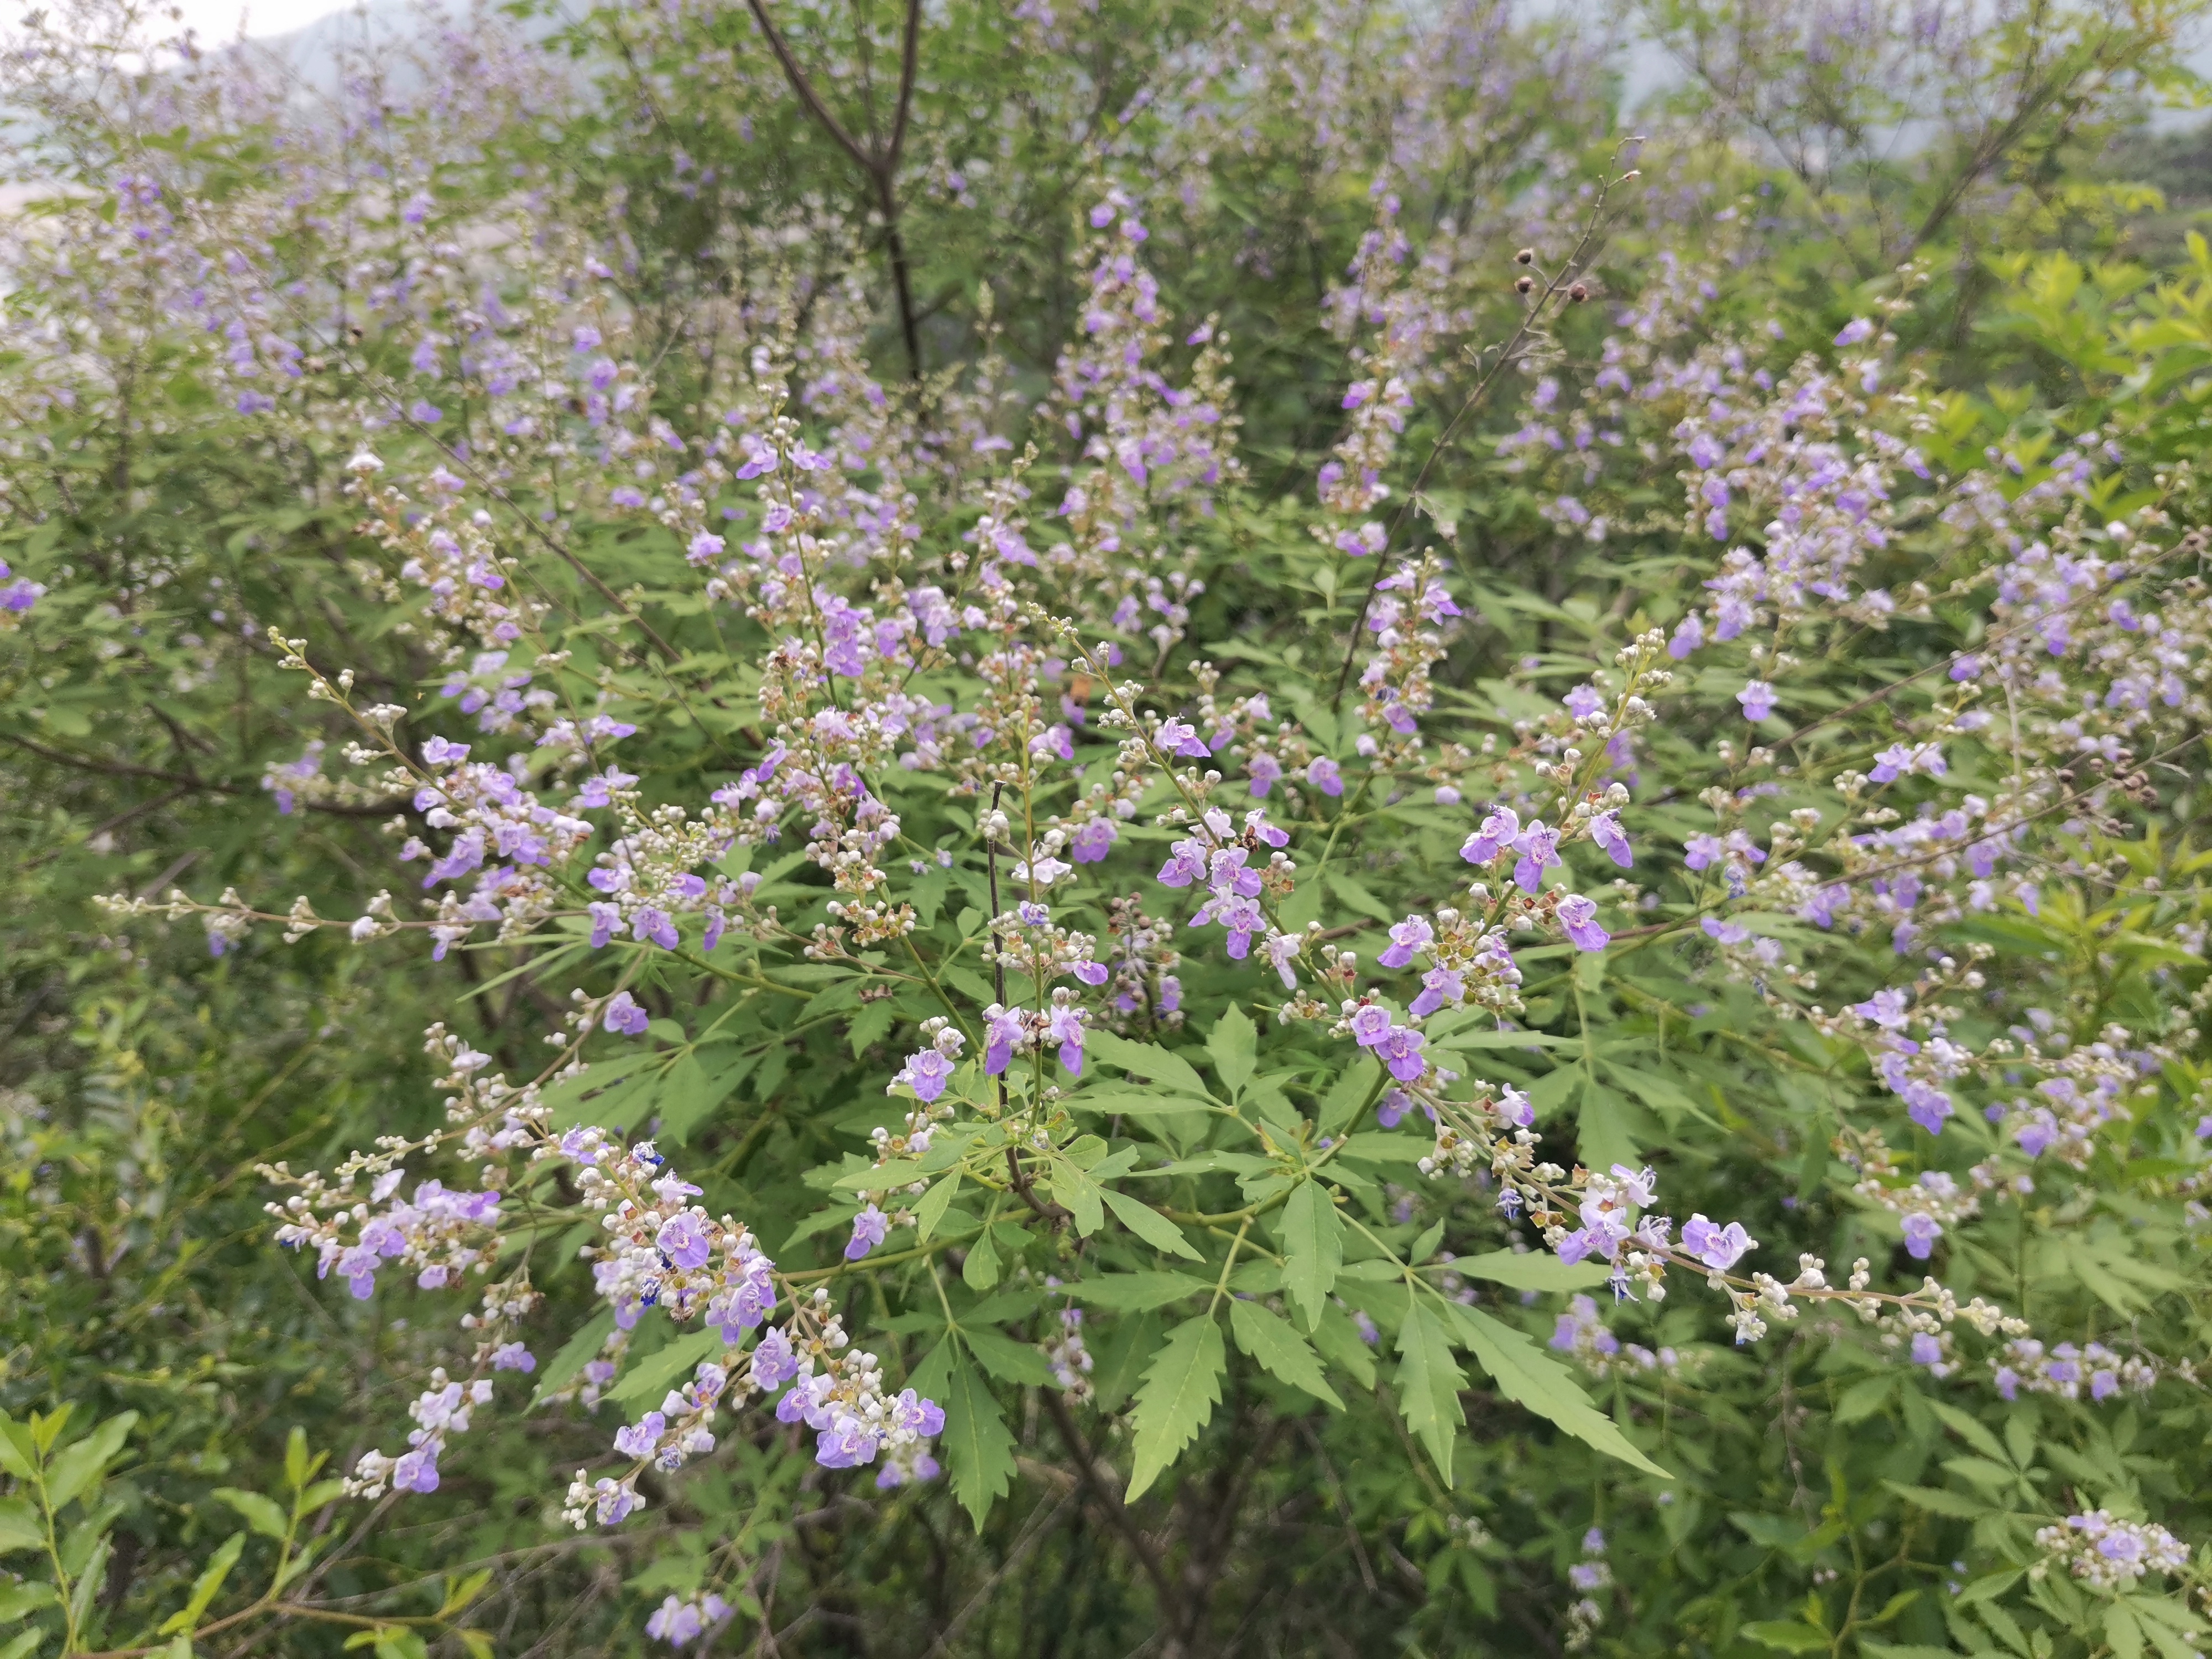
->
[1393,1301,1468,1482]
[908,1337,1015,1531]
[1280,1180,1343,1332]
[1124,1316,1228,1503]
[1444,1303,1672,1480]
[1228,1298,1343,1409]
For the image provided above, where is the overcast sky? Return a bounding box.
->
[165,0,353,43]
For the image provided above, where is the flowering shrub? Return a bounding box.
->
[6,0,2212,1654]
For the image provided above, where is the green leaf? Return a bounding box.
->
[1228,1299,1344,1408]
[959,1327,1055,1388]
[1574,1083,1647,1176]
[159,1532,245,1635]
[2106,1604,2146,1659]
[1447,1305,1670,1479]
[1833,1375,1894,1425]
[0,1631,46,1659]
[1047,1160,1105,1237]
[43,1412,137,1510]
[531,1308,617,1405]
[1125,1317,1228,1503]
[1392,1302,1467,1483]
[1317,1057,1381,1136]
[1206,1006,1257,1097]
[283,1428,315,1491]
[0,1501,44,1555]
[912,1340,1015,1531]
[1880,1481,1984,1519]
[1060,1271,1211,1311]
[1331,1131,1427,1166]
[1083,1030,1217,1102]
[1100,1189,1202,1261]
[0,1421,32,1481]
[1448,1249,1608,1293]
[1308,1302,1379,1389]
[915,1174,961,1243]
[1068,1088,1217,1119]
[607,1327,724,1405]
[213,1488,288,1540]
[0,1583,57,1624]
[962,1227,1001,1291]
[1280,1182,1343,1332]
[1428,1027,1579,1052]
[437,1569,492,1619]
[538,1051,662,1128]
[655,1050,752,1144]
[1928,1399,2009,1464]
[1742,1621,1833,1653]
[1325,870,1396,923]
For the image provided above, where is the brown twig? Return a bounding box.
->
[1041,1390,1182,1623]
[743,0,926,379]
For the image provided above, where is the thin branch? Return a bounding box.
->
[1040,1390,1182,1623]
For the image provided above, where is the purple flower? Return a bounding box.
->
[1556,894,1609,952]
[656,1212,712,1270]
[1378,914,1433,969]
[1668,613,1703,659]
[613,1412,666,1459]
[983,1006,1027,1073]
[846,1204,889,1261]
[1306,758,1344,797]
[1046,1004,1086,1074]
[1511,821,1561,894]
[1834,317,1876,347]
[390,1445,440,1493]
[1679,1214,1755,1270]
[1408,967,1464,1018]
[1156,837,1208,888]
[1348,1005,1395,1048]
[1563,684,1606,722]
[1156,718,1211,759]
[896,1048,954,1101]
[1460,806,1519,866]
[1736,680,1777,722]
[1378,1025,1427,1083]
[603,992,650,1035]
[491,1342,535,1372]
[750,1328,798,1390]
[1588,811,1631,868]
[1900,1212,1942,1260]
[1248,754,1283,796]
[1069,820,1117,863]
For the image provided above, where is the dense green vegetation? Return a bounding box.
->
[5,1,2212,1655]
